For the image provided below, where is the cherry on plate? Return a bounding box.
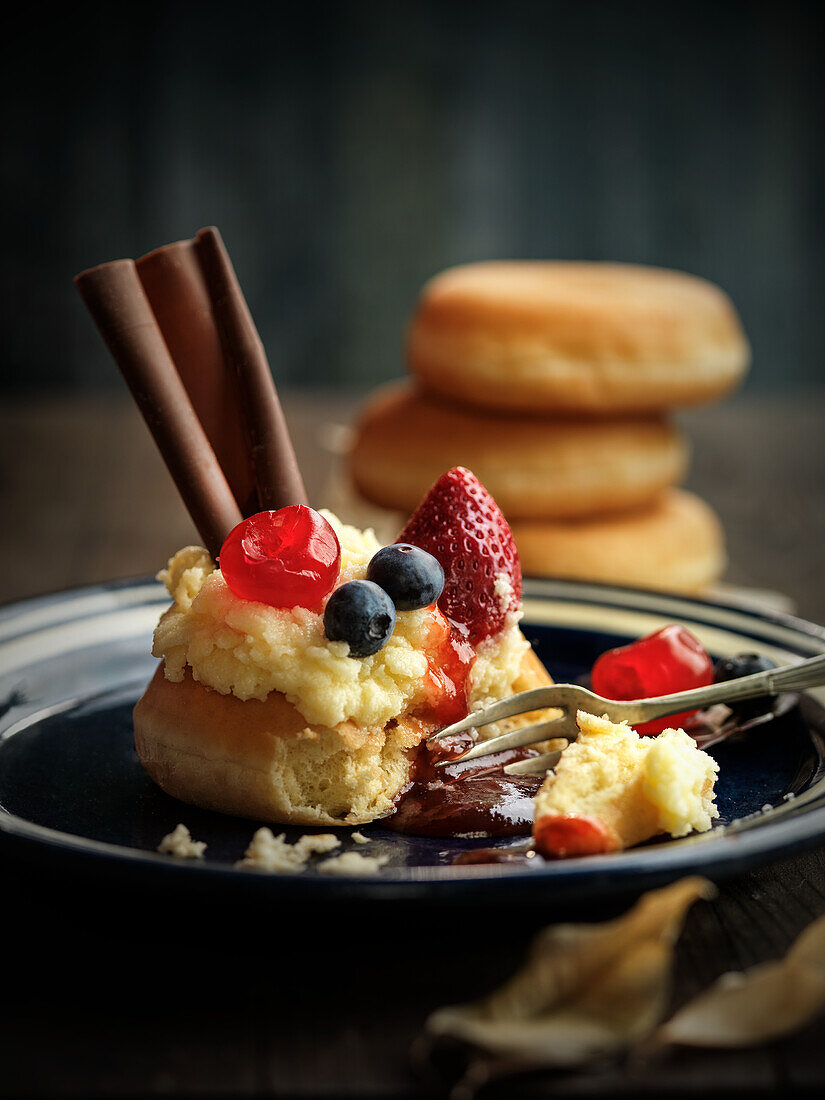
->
[591,624,714,735]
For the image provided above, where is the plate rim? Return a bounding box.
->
[2,575,825,894]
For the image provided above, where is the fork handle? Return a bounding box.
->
[611,652,825,725]
[768,652,825,694]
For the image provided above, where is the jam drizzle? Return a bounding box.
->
[417,614,476,727]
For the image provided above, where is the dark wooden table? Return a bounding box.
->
[1,390,824,1098]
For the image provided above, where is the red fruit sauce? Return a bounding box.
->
[591,624,714,734]
[418,613,476,727]
[219,506,341,609]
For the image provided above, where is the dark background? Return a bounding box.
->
[2,0,824,395]
[2,12,825,1098]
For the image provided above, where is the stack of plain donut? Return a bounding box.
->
[348,262,750,593]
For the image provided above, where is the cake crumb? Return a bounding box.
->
[157,824,206,859]
[761,804,773,813]
[351,831,369,845]
[294,833,341,858]
[237,829,300,872]
[318,851,388,876]
[237,828,341,872]
[493,573,514,614]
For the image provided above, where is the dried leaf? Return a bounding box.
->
[426,877,714,1068]
[654,912,825,1048]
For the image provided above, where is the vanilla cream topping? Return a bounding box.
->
[152,511,528,730]
[537,712,719,840]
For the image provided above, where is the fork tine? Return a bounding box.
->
[503,750,566,775]
[427,685,563,741]
[433,715,573,767]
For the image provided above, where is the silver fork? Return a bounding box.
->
[428,652,825,775]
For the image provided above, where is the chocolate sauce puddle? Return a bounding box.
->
[387,734,544,838]
[386,696,798,853]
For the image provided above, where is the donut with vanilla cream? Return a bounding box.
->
[134,471,557,826]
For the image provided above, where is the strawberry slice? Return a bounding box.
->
[397,466,521,644]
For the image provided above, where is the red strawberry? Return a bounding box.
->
[397,467,521,644]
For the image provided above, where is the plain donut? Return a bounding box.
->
[350,382,688,520]
[407,262,749,414]
[510,489,725,593]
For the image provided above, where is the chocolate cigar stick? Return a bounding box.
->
[74,260,243,559]
[194,226,308,511]
[136,240,259,517]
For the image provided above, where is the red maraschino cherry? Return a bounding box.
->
[591,625,714,735]
[219,506,341,609]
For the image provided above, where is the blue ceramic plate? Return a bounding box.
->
[1,577,825,903]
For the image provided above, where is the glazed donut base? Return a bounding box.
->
[134,646,555,827]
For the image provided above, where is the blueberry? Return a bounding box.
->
[714,652,777,683]
[366,544,445,611]
[324,580,396,657]
[714,653,778,718]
